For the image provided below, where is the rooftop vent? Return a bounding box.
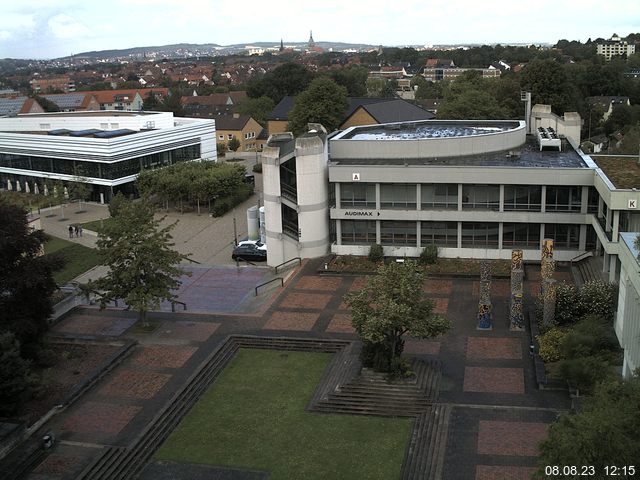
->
[536,126,561,151]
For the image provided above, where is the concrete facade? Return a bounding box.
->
[615,233,640,378]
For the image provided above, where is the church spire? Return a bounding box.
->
[308,30,315,48]
[280,38,284,52]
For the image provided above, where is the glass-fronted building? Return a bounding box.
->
[0,111,216,201]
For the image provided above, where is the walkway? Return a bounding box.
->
[26,259,571,480]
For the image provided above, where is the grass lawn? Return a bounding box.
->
[81,217,114,233]
[44,235,101,285]
[156,349,412,480]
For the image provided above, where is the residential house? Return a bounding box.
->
[41,93,100,112]
[84,89,170,111]
[182,92,248,117]
[0,97,44,116]
[30,75,75,93]
[587,96,631,121]
[215,113,263,152]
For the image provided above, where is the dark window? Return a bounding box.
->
[504,186,542,211]
[502,223,540,248]
[340,183,376,209]
[420,221,458,246]
[279,158,297,202]
[587,186,599,214]
[461,222,499,247]
[380,221,417,245]
[341,220,376,245]
[544,223,580,249]
[380,184,417,209]
[462,185,500,211]
[421,184,458,210]
[546,186,581,212]
[281,203,298,239]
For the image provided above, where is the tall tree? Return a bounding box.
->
[0,199,61,356]
[235,95,275,127]
[246,62,314,103]
[89,198,190,326]
[329,65,369,97]
[287,77,349,135]
[535,377,640,478]
[345,261,451,373]
[520,59,577,114]
[0,332,36,416]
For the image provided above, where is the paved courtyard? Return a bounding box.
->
[25,258,572,480]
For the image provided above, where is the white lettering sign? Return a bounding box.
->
[629,199,637,209]
[352,173,360,181]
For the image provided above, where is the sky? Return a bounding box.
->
[1,0,639,59]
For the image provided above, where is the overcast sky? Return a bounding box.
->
[1,0,639,59]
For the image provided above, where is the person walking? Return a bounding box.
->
[68,225,73,238]
[78,226,83,237]
[74,225,79,238]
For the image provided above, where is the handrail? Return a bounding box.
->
[255,277,283,296]
[275,257,301,274]
[171,300,187,312]
[570,251,594,264]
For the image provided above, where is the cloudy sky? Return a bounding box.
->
[1,0,639,59]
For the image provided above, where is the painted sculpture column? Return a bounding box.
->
[540,239,557,328]
[510,250,525,331]
[476,261,492,330]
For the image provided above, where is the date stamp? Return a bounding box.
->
[544,465,636,477]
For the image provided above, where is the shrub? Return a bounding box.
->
[0,333,35,416]
[560,314,619,360]
[216,142,227,157]
[419,245,438,265]
[368,244,384,263]
[252,162,263,173]
[558,356,612,394]
[108,191,128,218]
[578,280,618,320]
[211,185,252,217]
[555,282,579,325]
[537,327,568,363]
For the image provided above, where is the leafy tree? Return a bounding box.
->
[366,77,396,98]
[329,66,369,97]
[235,95,275,127]
[70,167,91,211]
[0,332,36,416]
[217,141,228,157]
[31,95,60,112]
[108,191,128,218]
[228,136,241,152]
[287,77,349,135]
[89,198,191,326]
[142,90,163,110]
[0,199,62,356]
[345,261,451,373]
[535,377,640,478]
[520,59,577,114]
[246,62,314,103]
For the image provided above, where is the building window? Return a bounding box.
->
[381,221,416,246]
[39,123,51,130]
[341,220,376,245]
[421,184,458,209]
[461,222,499,247]
[420,221,458,246]
[544,224,580,249]
[219,135,224,140]
[228,134,233,140]
[282,204,299,239]
[380,183,416,209]
[504,185,542,211]
[462,185,500,210]
[340,183,376,209]
[587,186,599,214]
[546,186,582,212]
[502,223,540,248]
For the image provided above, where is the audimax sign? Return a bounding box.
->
[344,211,381,216]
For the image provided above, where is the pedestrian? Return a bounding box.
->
[78,226,83,237]
[74,225,79,237]
[68,225,73,238]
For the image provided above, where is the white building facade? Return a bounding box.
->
[0,111,216,201]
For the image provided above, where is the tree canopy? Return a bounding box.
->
[246,62,314,103]
[89,198,191,325]
[287,77,349,135]
[0,199,61,355]
[345,261,451,372]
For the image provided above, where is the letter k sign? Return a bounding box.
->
[629,199,637,209]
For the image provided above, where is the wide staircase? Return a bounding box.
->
[312,359,441,417]
[571,254,604,288]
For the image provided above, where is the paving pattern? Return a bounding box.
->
[26,259,573,480]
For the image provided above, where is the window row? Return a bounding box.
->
[337,183,598,212]
[340,220,582,249]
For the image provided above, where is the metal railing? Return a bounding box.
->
[570,251,594,264]
[171,300,187,312]
[275,257,301,274]
[254,277,284,296]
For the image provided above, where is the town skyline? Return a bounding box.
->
[2,0,639,59]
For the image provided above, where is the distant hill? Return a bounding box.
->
[61,41,380,60]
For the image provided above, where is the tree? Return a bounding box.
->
[520,59,577,114]
[70,168,91,212]
[287,77,349,135]
[89,198,191,326]
[142,90,162,110]
[0,199,62,356]
[366,77,396,98]
[0,332,36,416]
[535,377,640,478]
[329,65,369,97]
[344,261,451,373]
[246,62,314,103]
[235,95,275,127]
[227,136,241,152]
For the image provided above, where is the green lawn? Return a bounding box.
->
[44,235,101,285]
[156,349,412,480]
[80,217,114,233]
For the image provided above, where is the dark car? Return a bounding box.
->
[232,243,267,262]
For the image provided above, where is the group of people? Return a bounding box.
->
[68,225,83,238]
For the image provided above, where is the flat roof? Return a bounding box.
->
[337,120,521,141]
[330,136,587,169]
[17,110,160,118]
[591,155,640,189]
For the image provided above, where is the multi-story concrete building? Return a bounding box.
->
[596,34,636,61]
[0,110,216,202]
[262,106,640,377]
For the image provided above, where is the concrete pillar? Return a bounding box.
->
[609,256,618,283]
[581,186,589,214]
[598,196,604,218]
[499,184,505,213]
[335,183,341,209]
[540,185,547,213]
[603,252,610,273]
[539,224,545,250]
[416,184,421,211]
[579,224,587,251]
[416,221,421,248]
[458,184,463,211]
[605,207,612,232]
[498,223,504,251]
[457,221,462,249]
[376,220,381,244]
[612,210,620,240]
[336,219,342,246]
[375,183,381,210]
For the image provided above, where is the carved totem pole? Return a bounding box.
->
[540,239,557,329]
[509,249,525,331]
[476,261,493,330]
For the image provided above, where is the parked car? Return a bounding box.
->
[236,240,267,252]
[232,243,267,262]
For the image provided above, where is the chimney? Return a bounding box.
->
[233,113,240,119]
